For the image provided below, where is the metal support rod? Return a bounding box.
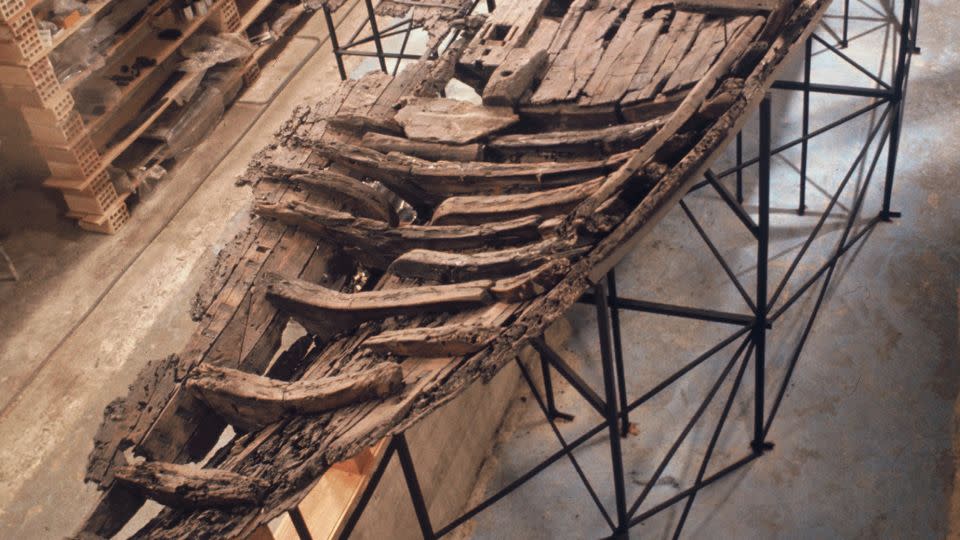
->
[752,94,771,454]
[0,244,17,282]
[434,421,610,537]
[578,293,757,327]
[672,340,754,539]
[629,452,760,528]
[770,117,893,323]
[765,121,891,437]
[627,337,752,520]
[768,105,892,311]
[594,282,629,537]
[533,338,607,415]
[345,18,417,48]
[323,5,347,80]
[841,0,850,47]
[396,434,435,539]
[363,0,389,73]
[882,0,914,220]
[811,34,892,90]
[680,200,758,313]
[336,440,397,539]
[771,79,891,98]
[539,353,574,421]
[799,37,811,215]
[393,14,414,75]
[516,358,615,530]
[735,131,744,203]
[705,169,759,236]
[289,507,314,540]
[626,326,752,414]
[606,270,631,435]
[713,98,887,181]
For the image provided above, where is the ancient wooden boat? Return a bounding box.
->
[76,0,829,537]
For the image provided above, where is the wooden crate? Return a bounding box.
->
[0,9,42,65]
[61,169,119,215]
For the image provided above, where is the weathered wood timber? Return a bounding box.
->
[395,97,520,144]
[488,118,665,156]
[75,1,832,537]
[430,177,604,225]
[187,363,404,431]
[387,240,589,282]
[363,323,499,356]
[267,275,496,335]
[114,462,270,508]
[312,140,630,205]
[361,131,481,161]
[256,201,544,268]
[482,48,549,106]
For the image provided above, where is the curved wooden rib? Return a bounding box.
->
[363,323,499,356]
[266,275,495,335]
[256,201,544,268]
[313,140,630,204]
[487,117,665,155]
[283,169,399,225]
[114,462,269,509]
[362,131,482,162]
[388,241,589,282]
[430,177,604,226]
[187,363,404,431]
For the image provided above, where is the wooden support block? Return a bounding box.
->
[395,97,519,144]
[482,48,548,107]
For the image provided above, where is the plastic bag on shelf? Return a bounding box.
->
[163,90,223,159]
[71,76,121,117]
[49,0,90,17]
[178,33,254,73]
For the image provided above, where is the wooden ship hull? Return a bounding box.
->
[77,0,830,537]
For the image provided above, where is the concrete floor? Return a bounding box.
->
[465,1,960,539]
[0,0,955,539]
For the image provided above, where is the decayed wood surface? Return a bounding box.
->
[77,1,830,537]
[188,363,404,431]
[114,463,270,509]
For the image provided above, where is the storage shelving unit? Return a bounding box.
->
[0,0,301,233]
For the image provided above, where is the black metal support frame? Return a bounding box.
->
[300,1,920,538]
[321,0,493,80]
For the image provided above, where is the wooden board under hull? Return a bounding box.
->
[75,0,831,537]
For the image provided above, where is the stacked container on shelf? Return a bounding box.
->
[0,0,258,234]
